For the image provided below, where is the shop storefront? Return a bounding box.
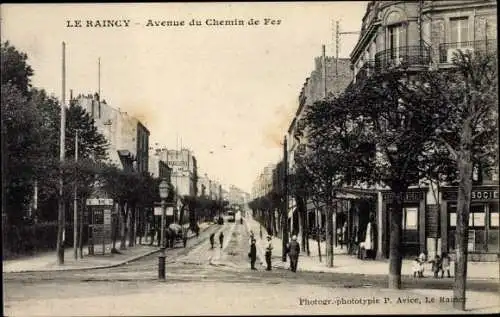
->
[380,188,428,258]
[440,186,499,262]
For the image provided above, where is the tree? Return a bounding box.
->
[1,42,38,225]
[30,90,109,222]
[431,51,498,310]
[1,41,34,95]
[296,95,372,268]
[1,83,42,224]
[347,70,451,289]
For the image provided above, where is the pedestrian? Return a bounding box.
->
[361,213,376,260]
[418,251,427,277]
[341,222,348,250]
[249,230,255,244]
[440,252,451,278]
[265,235,273,271]
[248,238,257,270]
[209,233,215,249]
[431,254,442,278]
[287,235,300,272]
[412,257,421,278]
[219,232,224,249]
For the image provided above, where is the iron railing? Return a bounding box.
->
[374,45,431,72]
[438,39,497,63]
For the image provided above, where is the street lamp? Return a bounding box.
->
[158,179,169,280]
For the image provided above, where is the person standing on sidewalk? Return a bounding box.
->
[248,238,257,270]
[209,233,215,249]
[265,235,273,271]
[287,235,300,272]
[219,232,224,249]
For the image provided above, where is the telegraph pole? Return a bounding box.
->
[73,129,79,259]
[334,20,359,77]
[322,45,327,98]
[57,42,67,265]
[282,136,288,262]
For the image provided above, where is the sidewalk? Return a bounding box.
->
[3,222,212,273]
[243,215,499,280]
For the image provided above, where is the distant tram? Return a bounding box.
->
[227,210,236,222]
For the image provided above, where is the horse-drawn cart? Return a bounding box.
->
[165,223,188,248]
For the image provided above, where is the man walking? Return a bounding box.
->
[265,235,273,271]
[209,233,215,249]
[248,238,257,270]
[219,231,224,249]
[287,235,300,272]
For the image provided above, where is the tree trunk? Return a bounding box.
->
[128,204,136,247]
[326,202,334,267]
[388,190,404,289]
[111,202,120,252]
[453,142,473,310]
[119,203,127,250]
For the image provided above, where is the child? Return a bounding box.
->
[412,257,421,278]
[418,252,427,277]
[441,252,451,278]
[431,255,442,278]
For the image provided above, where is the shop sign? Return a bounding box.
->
[443,190,498,201]
[86,198,113,206]
[382,191,423,202]
[471,190,498,200]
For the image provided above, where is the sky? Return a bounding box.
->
[1,2,367,193]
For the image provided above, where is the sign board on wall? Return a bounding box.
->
[154,206,174,216]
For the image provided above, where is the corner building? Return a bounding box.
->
[348,0,498,261]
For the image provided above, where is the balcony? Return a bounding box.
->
[375,45,431,73]
[439,39,497,64]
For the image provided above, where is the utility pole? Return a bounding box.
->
[57,42,67,265]
[73,129,79,259]
[98,58,101,118]
[282,136,288,262]
[322,45,327,99]
[334,20,359,77]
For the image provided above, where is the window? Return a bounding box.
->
[402,207,418,230]
[388,24,405,59]
[490,203,499,229]
[450,17,469,44]
[470,205,485,228]
[449,204,486,228]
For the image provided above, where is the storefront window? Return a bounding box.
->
[402,207,418,230]
[470,205,486,228]
[490,203,499,229]
[488,203,499,253]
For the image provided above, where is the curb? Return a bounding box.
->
[4,223,214,274]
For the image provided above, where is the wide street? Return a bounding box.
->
[4,216,499,316]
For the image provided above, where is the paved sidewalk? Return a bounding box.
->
[3,222,212,273]
[243,215,499,280]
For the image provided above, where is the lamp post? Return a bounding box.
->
[158,179,169,280]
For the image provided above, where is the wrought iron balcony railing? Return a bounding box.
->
[439,39,497,63]
[374,45,431,72]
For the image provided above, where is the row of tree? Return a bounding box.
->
[249,51,497,311]
[1,41,227,258]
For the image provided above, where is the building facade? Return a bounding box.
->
[347,0,498,261]
[286,55,353,239]
[161,148,198,197]
[74,93,150,173]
